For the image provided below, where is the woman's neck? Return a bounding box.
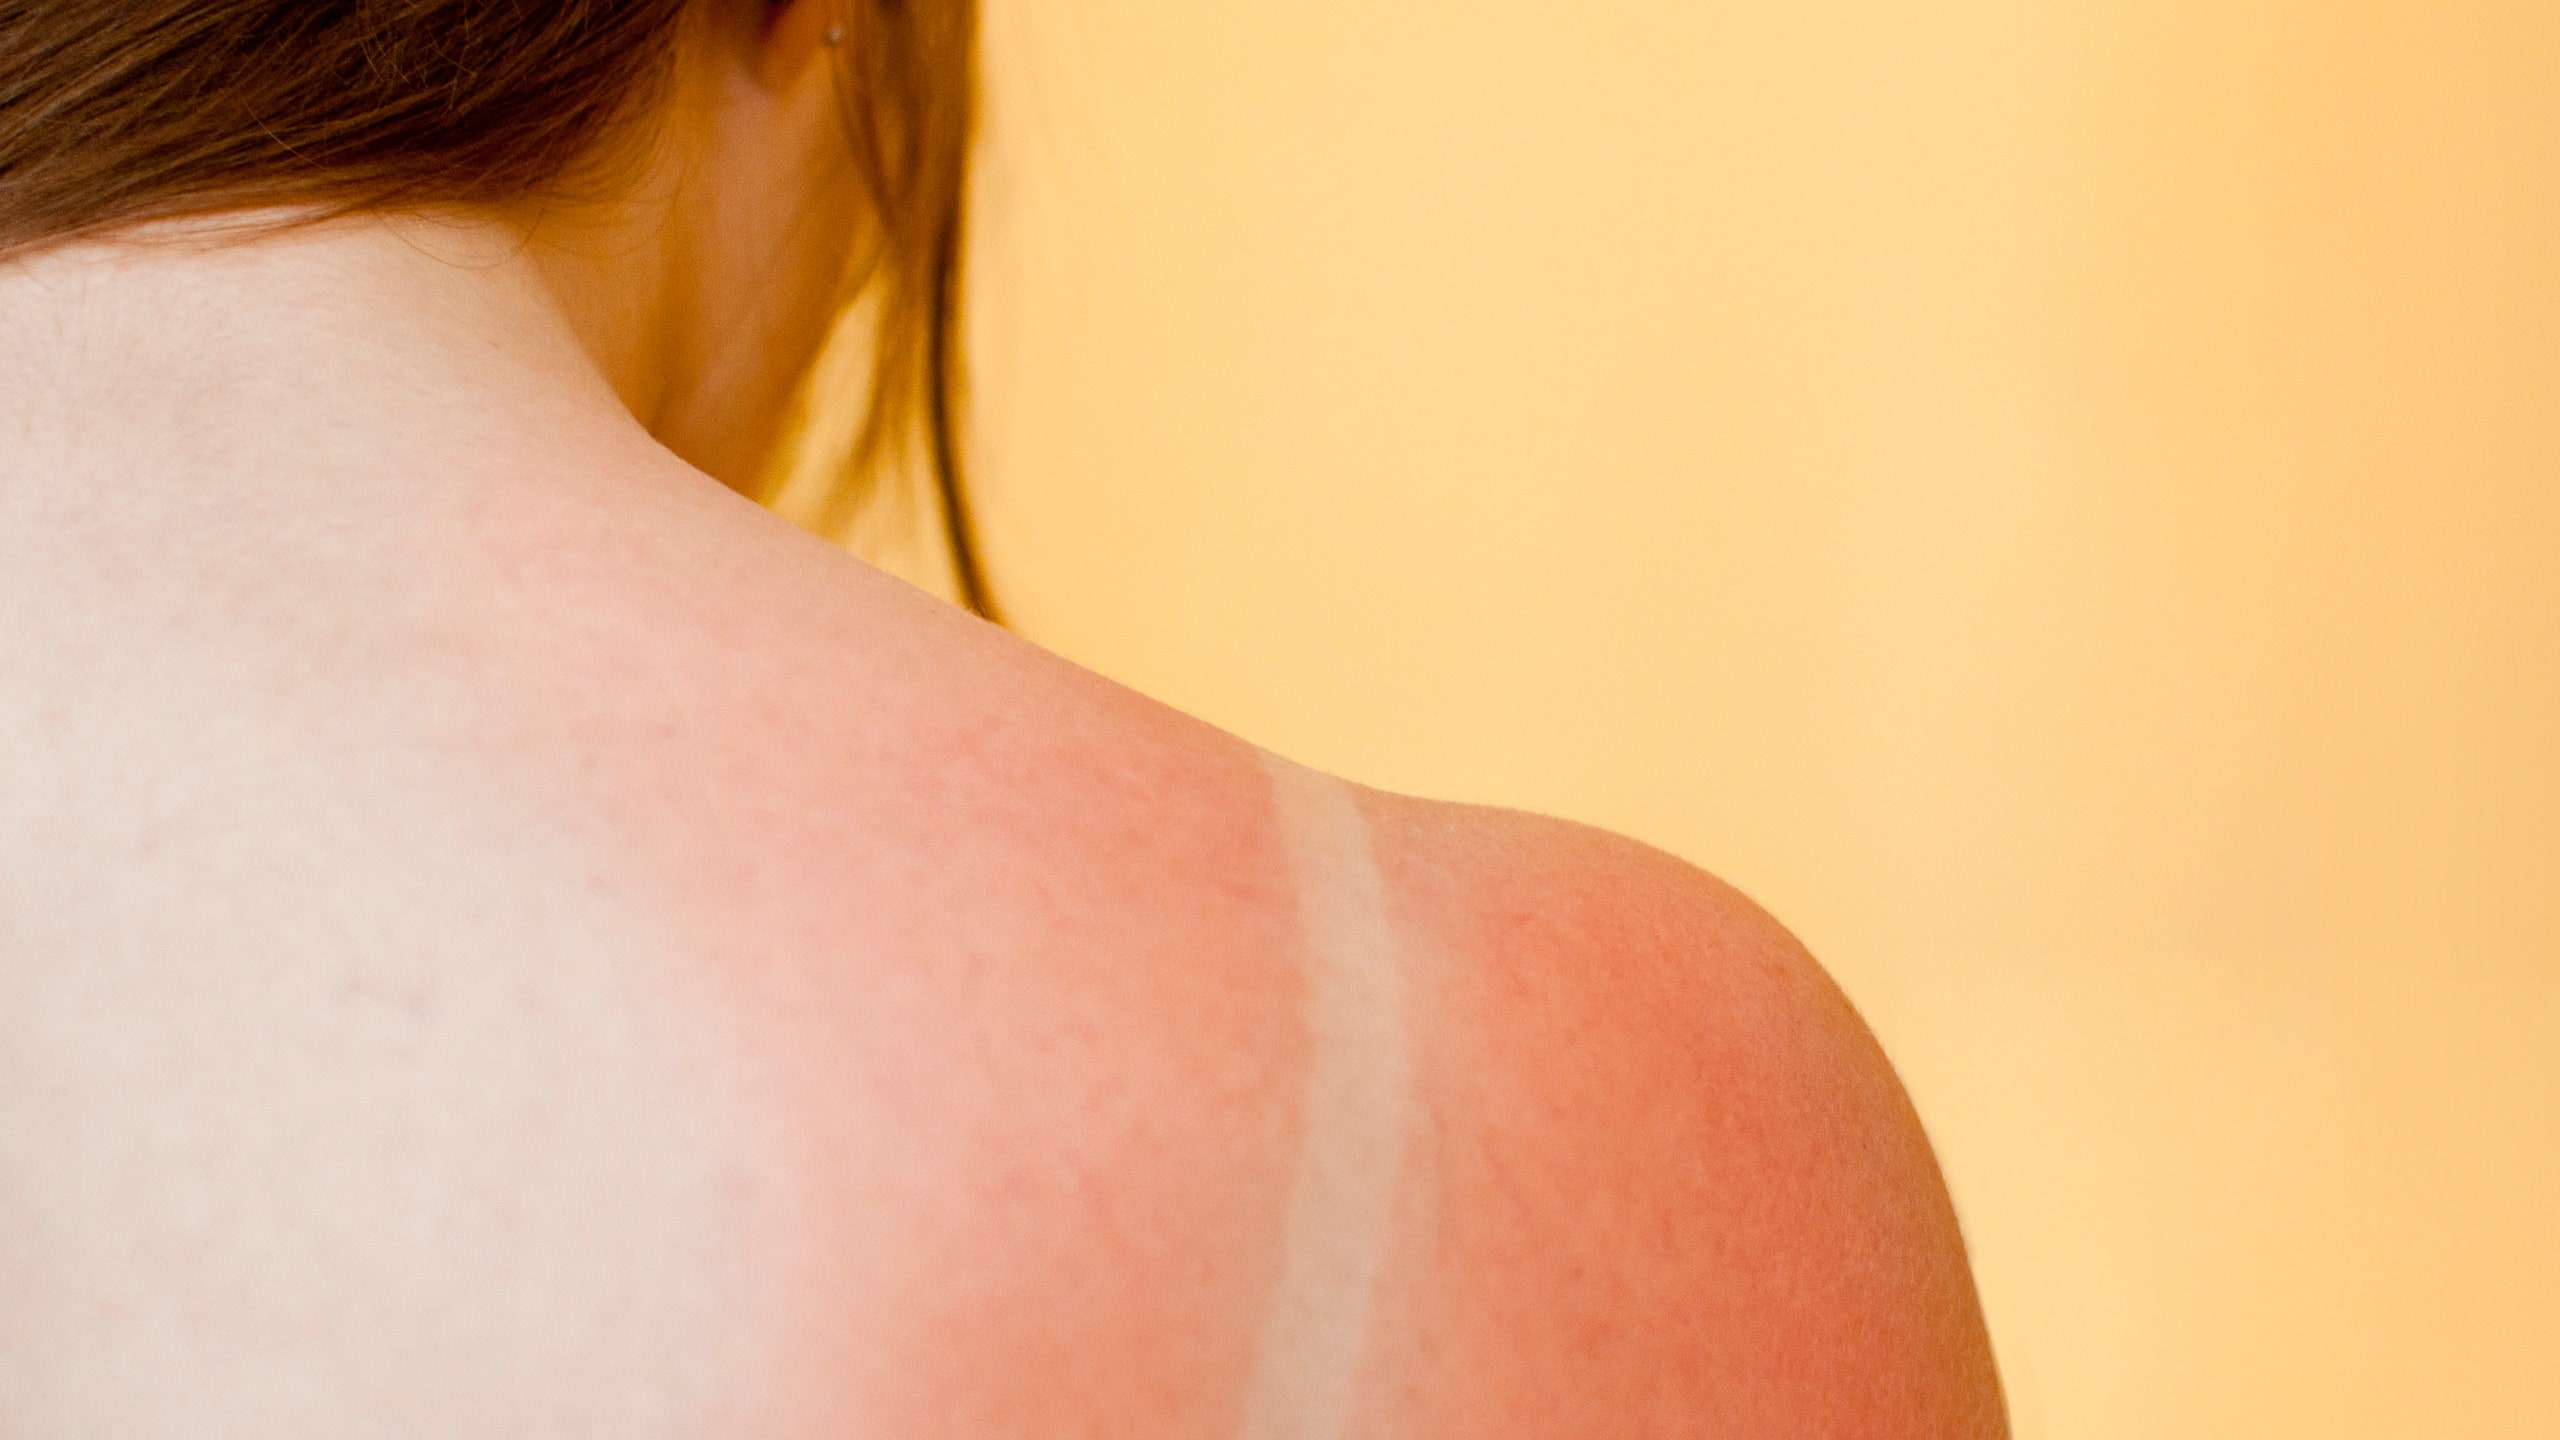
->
[0,213,672,514]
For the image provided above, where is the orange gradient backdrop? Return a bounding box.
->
[786,1,2559,1434]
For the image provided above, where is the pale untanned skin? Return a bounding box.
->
[0,0,2005,1433]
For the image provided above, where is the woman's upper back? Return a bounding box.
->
[0,227,2000,1435]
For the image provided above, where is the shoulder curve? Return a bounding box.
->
[1340,785,2010,1436]
[1345,787,1863,1076]
[487,483,2009,1427]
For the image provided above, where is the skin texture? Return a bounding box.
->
[0,0,2006,1432]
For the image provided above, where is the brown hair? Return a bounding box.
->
[0,0,992,615]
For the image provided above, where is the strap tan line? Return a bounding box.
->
[1235,755,1413,1440]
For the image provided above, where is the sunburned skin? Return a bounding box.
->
[424,458,1999,1435]
[428,467,1361,1434]
[0,447,2007,1433]
[0,226,2004,1436]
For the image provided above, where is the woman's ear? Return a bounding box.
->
[752,0,841,94]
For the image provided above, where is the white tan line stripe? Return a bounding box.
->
[1235,755,1414,1440]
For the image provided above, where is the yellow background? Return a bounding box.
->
[791,1,2559,1433]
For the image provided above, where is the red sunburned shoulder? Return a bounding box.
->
[1348,795,2009,1436]
[427,470,2003,1433]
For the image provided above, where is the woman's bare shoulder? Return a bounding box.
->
[519,492,2008,1433]
[610,509,2006,1429]
[2,469,2000,1432]
[1343,790,2008,1433]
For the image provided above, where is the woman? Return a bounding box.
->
[0,0,2004,1432]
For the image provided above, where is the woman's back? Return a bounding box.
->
[0,224,1998,1436]
[0,0,2002,1416]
